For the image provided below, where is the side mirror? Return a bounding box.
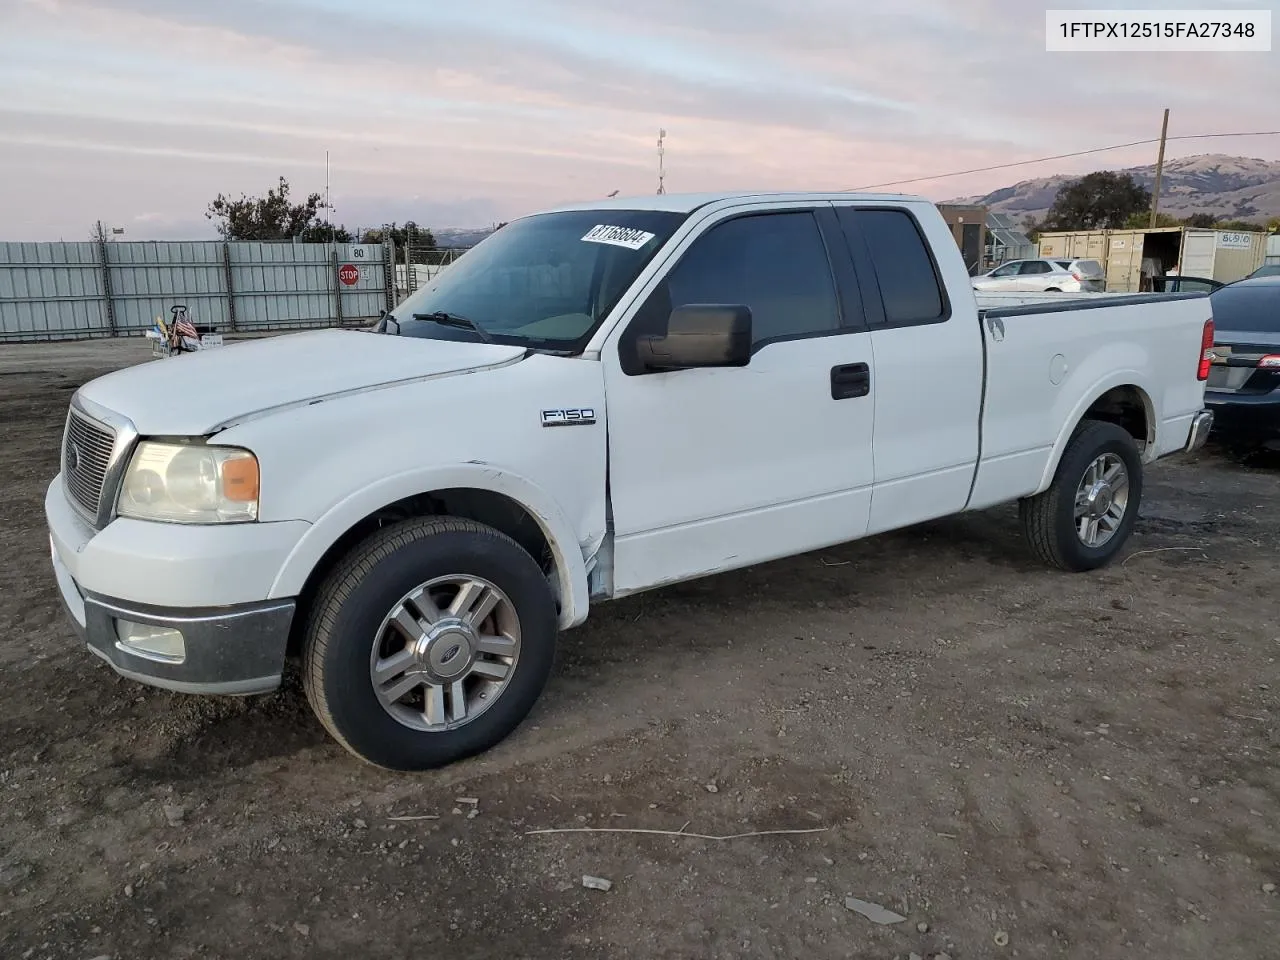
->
[634,304,752,371]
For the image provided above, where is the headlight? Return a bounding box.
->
[117,442,259,523]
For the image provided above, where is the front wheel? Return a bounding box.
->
[302,517,558,771]
[1019,420,1143,571]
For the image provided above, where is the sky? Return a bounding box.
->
[1,0,1277,240]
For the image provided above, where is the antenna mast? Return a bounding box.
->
[657,129,666,195]
[325,149,335,244]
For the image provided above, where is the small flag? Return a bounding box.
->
[174,317,199,340]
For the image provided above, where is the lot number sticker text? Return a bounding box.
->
[582,225,656,250]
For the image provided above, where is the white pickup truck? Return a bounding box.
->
[47,192,1215,770]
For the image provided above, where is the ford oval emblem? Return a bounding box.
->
[66,440,80,472]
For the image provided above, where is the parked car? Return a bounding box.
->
[47,192,1213,770]
[973,258,1106,293]
[1244,263,1280,281]
[1162,275,1224,294]
[1204,275,1280,449]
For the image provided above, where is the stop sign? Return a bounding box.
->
[338,263,359,286]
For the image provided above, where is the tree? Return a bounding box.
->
[1122,211,1180,229]
[1266,217,1280,234]
[1182,213,1217,229]
[206,176,324,240]
[298,220,353,243]
[1214,218,1264,231]
[359,222,438,261]
[1042,171,1151,231]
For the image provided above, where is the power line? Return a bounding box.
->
[845,130,1280,192]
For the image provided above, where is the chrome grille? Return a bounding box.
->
[63,409,117,517]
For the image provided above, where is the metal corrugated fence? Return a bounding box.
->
[0,240,395,341]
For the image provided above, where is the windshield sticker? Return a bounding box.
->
[581,224,656,250]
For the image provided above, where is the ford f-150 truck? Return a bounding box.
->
[46,192,1216,771]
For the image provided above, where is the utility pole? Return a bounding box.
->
[657,129,666,195]
[1149,108,1170,228]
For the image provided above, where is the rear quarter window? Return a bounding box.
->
[843,208,947,326]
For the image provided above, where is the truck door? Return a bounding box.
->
[832,204,985,534]
[601,205,876,595]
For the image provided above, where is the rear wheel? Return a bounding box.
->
[302,517,557,770]
[1044,286,1062,292]
[1019,420,1143,571]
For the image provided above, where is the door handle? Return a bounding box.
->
[830,362,870,400]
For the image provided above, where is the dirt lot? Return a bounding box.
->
[2,341,1278,960]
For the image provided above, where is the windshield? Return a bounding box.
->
[390,209,687,350]
[1210,283,1280,333]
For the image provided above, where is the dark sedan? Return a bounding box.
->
[1205,276,1280,450]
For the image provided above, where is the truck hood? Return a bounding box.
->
[78,329,527,435]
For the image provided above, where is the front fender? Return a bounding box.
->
[268,464,592,630]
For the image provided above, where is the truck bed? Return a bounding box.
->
[967,291,1213,511]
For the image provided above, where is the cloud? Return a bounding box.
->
[1,0,1276,239]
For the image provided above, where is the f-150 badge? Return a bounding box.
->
[541,408,597,427]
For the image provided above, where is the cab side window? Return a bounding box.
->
[625,211,841,367]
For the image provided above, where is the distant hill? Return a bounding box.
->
[949,154,1280,227]
[433,226,495,249]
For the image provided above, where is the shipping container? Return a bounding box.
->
[1179,228,1268,283]
[1038,227,1267,291]
[1037,230,1109,263]
[1101,227,1183,292]
[1265,234,1280,265]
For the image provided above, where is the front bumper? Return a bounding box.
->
[46,475,306,695]
[52,542,293,695]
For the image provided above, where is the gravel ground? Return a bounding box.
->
[1,341,1278,960]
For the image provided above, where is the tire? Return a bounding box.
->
[1045,287,1062,292]
[1019,419,1143,572]
[302,516,557,771]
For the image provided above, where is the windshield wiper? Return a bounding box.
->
[412,311,494,344]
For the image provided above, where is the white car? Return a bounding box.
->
[974,257,1106,293]
[47,192,1213,770]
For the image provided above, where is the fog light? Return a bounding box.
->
[115,620,186,664]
